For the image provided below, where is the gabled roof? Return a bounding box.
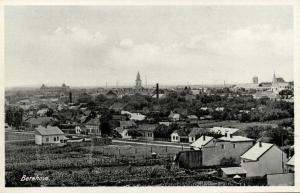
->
[172,129,189,136]
[218,135,254,142]
[187,115,198,119]
[188,127,204,137]
[86,117,101,125]
[286,155,294,166]
[209,127,239,136]
[137,124,157,131]
[191,135,214,149]
[119,120,136,128]
[109,102,127,111]
[25,117,54,125]
[221,167,247,175]
[241,142,274,161]
[35,125,64,136]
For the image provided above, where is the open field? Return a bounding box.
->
[5,131,34,141]
[6,141,236,186]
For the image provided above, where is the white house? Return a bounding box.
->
[121,111,146,121]
[241,142,288,177]
[35,125,65,145]
[168,111,180,122]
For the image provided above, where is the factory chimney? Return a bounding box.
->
[156,83,159,99]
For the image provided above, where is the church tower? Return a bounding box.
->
[135,71,142,89]
[272,72,277,84]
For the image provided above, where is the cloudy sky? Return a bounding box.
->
[5,6,293,87]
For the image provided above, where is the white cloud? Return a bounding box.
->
[119,38,134,48]
[53,26,106,47]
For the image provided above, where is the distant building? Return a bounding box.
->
[136,124,157,141]
[40,83,70,96]
[135,71,142,89]
[252,76,258,84]
[85,117,101,135]
[35,125,65,145]
[271,73,292,95]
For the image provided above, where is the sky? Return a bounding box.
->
[5,6,294,87]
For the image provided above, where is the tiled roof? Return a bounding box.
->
[137,124,157,131]
[188,127,204,136]
[241,142,273,161]
[35,125,64,136]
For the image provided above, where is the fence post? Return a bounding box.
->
[182,145,183,151]
[166,146,167,152]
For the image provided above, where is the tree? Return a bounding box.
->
[244,126,262,140]
[128,130,143,139]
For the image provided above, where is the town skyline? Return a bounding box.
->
[5,6,293,87]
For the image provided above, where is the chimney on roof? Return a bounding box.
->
[203,135,206,140]
[259,141,262,147]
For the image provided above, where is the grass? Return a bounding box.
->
[5,132,34,141]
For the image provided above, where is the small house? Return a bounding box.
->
[35,125,65,145]
[136,124,157,141]
[168,111,180,122]
[221,167,247,178]
[188,127,204,143]
[171,130,189,143]
[241,142,288,177]
[85,117,101,135]
[286,155,294,173]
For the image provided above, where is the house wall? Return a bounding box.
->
[171,133,180,142]
[241,146,288,177]
[35,135,43,145]
[122,130,131,139]
[202,141,253,166]
[138,130,154,141]
[86,124,101,135]
[42,135,64,144]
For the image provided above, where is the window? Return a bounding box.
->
[221,144,225,149]
[57,136,59,141]
[176,136,178,140]
[233,144,236,148]
[54,137,56,142]
[46,137,49,142]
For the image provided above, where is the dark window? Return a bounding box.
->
[233,144,236,148]
[221,144,225,149]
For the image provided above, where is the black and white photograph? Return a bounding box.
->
[1,0,299,191]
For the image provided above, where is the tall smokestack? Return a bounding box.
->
[69,92,72,103]
[156,83,159,99]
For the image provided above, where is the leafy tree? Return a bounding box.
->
[128,130,143,139]
[244,126,263,140]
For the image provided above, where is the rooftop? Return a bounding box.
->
[221,167,247,175]
[209,127,239,136]
[35,125,64,136]
[241,142,274,161]
[218,135,254,142]
[190,135,214,149]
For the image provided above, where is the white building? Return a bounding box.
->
[241,142,288,177]
[35,125,65,145]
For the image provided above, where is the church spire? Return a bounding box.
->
[135,71,142,89]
